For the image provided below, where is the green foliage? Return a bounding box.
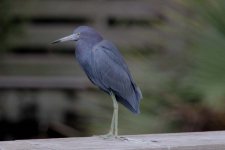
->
[133,0,225,133]
[186,0,225,110]
[0,0,22,52]
[0,0,12,50]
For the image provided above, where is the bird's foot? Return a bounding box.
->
[99,133,114,139]
[98,134,149,143]
[99,133,128,141]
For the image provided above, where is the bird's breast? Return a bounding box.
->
[75,48,93,72]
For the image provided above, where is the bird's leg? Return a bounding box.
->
[105,108,115,137]
[111,92,118,137]
[111,93,128,140]
[100,92,117,139]
[100,92,128,140]
[101,92,118,139]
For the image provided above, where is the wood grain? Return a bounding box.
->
[0,131,225,150]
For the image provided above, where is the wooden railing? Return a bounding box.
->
[0,131,225,150]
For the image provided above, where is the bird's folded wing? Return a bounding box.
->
[91,40,141,113]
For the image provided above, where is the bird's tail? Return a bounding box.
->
[132,86,142,114]
[123,83,142,114]
[114,84,142,114]
[135,86,143,101]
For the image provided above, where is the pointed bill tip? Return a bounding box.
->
[51,34,76,44]
[51,40,61,44]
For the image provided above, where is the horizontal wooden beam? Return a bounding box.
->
[0,76,94,90]
[11,0,162,19]
[10,24,159,49]
[9,0,169,50]
[0,131,225,150]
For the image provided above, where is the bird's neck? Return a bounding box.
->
[75,38,102,55]
[76,40,94,52]
[75,39,99,65]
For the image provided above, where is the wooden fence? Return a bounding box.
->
[0,0,187,140]
[9,0,173,51]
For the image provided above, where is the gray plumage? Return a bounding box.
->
[52,26,142,138]
[73,26,142,114]
[52,26,142,114]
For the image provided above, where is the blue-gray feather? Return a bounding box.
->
[74,26,142,114]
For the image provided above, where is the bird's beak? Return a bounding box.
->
[51,33,79,44]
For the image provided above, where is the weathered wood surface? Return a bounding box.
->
[0,131,225,150]
[0,76,93,90]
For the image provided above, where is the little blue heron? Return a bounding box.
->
[52,26,142,139]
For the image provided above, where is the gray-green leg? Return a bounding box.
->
[100,92,117,139]
[111,92,128,140]
[101,108,115,138]
[111,92,118,137]
[98,93,137,141]
[100,92,129,141]
[108,109,115,135]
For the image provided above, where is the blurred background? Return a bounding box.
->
[0,0,225,141]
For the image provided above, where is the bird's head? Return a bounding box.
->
[52,26,103,44]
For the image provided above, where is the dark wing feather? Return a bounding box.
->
[91,40,142,114]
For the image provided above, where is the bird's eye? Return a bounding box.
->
[77,33,80,36]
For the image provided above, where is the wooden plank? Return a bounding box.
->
[0,54,76,65]
[0,54,83,76]
[10,0,168,49]
[0,76,93,90]
[0,131,225,150]
[12,0,163,19]
[10,25,160,49]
